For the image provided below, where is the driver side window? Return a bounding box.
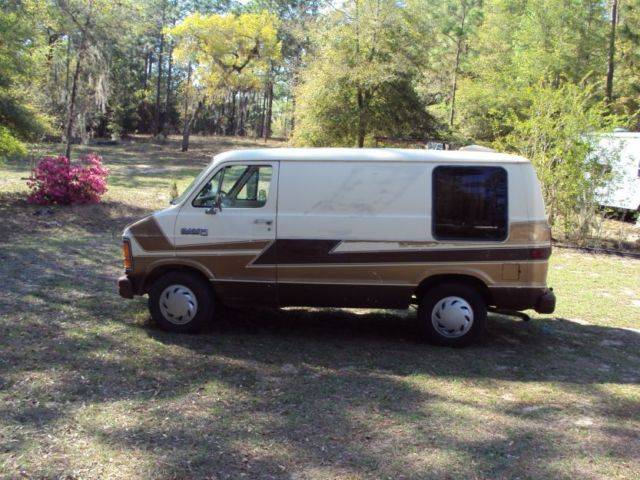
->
[192,169,223,208]
[192,164,272,208]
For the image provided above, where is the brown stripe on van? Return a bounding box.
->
[128,253,274,283]
[252,239,551,265]
[129,216,173,252]
[130,254,548,298]
[340,222,551,250]
[190,254,274,281]
[276,261,549,287]
[174,240,271,252]
[129,217,271,253]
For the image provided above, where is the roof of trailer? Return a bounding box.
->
[212,148,529,164]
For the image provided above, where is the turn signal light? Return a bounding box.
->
[122,240,133,271]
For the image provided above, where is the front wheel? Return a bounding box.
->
[148,271,213,333]
[417,283,487,347]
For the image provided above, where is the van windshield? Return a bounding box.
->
[170,167,210,205]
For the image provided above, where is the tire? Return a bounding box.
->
[148,271,214,333]
[417,282,487,347]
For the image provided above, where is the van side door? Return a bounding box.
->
[174,161,279,305]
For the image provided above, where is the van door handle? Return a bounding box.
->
[254,219,273,225]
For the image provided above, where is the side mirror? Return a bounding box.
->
[205,194,223,215]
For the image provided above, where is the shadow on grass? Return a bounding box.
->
[147,307,640,384]
[0,191,152,240]
[108,310,640,478]
[2,281,639,478]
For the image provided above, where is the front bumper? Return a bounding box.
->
[118,275,134,299]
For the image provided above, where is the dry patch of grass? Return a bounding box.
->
[1,136,639,479]
[540,249,640,329]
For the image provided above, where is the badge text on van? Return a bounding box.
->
[181,227,208,236]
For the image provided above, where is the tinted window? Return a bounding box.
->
[193,165,272,208]
[192,169,223,207]
[433,166,507,240]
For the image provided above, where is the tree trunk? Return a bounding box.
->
[605,0,618,103]
[181,63,192,152]
[228,91,237,135]
[356,87,368,148]
[449,38,462,127]
[147,53,154,90]
[264,81,273,140]
[64,39,86,160]
[291,94,296,137]
[238,93,246,136]
[64,39,71,103]
[250,91,258,136]
[212,103,221,135]
[218,101,225,135]
[164,41,173,134]
[243,94,249,136]
[259,91,266,138]
[143,49,149,88]
[181,117,192,152]
[153,15,166,137]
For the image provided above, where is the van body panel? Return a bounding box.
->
[277,161,429,241]
[120,148,554,314]
[520,163,548,221]
[127,206,178,255]
[173,160,279,249]
[171,160,280,302]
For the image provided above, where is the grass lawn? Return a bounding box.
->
[1,136,639,480]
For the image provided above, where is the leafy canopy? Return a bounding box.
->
[169,11,281,96]
[293,0,441,146]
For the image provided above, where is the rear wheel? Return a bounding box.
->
[148,271,213,333]
[417,282,487,347]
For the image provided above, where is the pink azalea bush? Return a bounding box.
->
[27,154,110,205]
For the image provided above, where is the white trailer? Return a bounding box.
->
[595,130,640,212]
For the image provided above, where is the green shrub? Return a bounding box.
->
[496,82,624,240]
[0,125,27,162]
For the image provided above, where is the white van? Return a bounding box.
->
[118,148,555,346]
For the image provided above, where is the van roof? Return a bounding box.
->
[213,148,529,164]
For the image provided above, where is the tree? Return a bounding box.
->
[455,0,610,142]
[241,1,326,137]
[0,2,48,160]
[51,0,135,158]
[439,0,483,126]
[605,0,619,104]
[4,0,640,166]
[497,83,620,236]
[169,10,281,150]
[611,0,640,126]
[293,0,442,147]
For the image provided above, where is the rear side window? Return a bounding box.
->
[432,166,508,241]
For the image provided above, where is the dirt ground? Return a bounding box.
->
[1,136,639,479]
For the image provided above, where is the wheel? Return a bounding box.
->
[148,271,213,333]
[417,282,487,347]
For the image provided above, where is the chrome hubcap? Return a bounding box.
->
[431,296,474,338]
[159,284,198,325]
